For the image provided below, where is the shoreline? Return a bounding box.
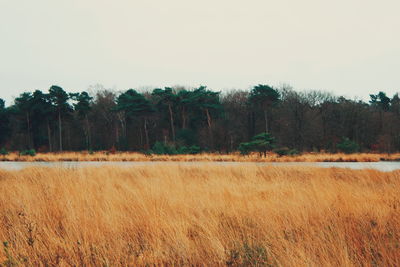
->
[1,152,399,162]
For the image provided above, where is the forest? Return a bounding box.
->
[0,84,399,154]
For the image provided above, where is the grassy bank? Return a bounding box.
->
[0,165,399,266]
[1,151,400,162]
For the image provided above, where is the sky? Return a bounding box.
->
[0,0,399,105]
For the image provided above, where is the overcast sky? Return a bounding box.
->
[1,0,399,105]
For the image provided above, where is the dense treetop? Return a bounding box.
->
[0,84,399,154]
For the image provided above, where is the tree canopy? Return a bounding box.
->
[0,86,399,154]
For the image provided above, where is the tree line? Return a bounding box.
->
[0,84,399,154]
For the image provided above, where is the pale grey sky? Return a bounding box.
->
[1,0,399,105]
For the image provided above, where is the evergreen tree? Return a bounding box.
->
[239,132,275,157]
[115,89,154,149]
[31,90,54,151]
[71,92,93,150]
[49,85,72,151]
[0,99,10,147]
[152,87,177,142]
[390,93,400,115]
[177,89,193,129]
[14,92,34,148]
[248,85,280,133]
[369,91,391,111]
[191,86,222,130]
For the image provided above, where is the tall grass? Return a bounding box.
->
[0,165,399,266]
[1,151,400,162]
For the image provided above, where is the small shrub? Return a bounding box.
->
[143,149,153,156]
[19,149,36,157]
[152,142,178,155]
[239,142,252,155]
[152,142,166,155]
[226,242,275,267]
[337,138,359,154]
[176,146,189,154]
[0,148,8,156]
[274,147,299,157]
[187,145,201,154]
[150,142,201,155]
[238,133,275,157]
[274,147,291,157]
[166,145,178,155]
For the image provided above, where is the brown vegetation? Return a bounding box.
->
[1,151,400,162]
[0,165,399,266]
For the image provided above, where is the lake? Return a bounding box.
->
[0,161,399,172]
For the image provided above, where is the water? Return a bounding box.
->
[0,161,399,172]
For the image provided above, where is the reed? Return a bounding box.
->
[0,165,399,266]
[1,151,400,162]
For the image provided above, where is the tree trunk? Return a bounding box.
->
[85,114,91,150]
[264,110,269,133]
[205,108,212,130]
[117,112,126,149]
[182,107,187,129]
[115,124,119,149]
[168,104,175,142]
[144,117,150,150]
[26,112,31,149]
[139,127,143,149]
[83,125,89,150]
[47,119,52,152]
[205,108,213,149]
[248,111,256,139]
[66,123,71,150]
[58,111,63,152]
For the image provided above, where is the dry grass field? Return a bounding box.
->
[1,151,400,162]
[0,165,399,266]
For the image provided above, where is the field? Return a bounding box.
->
[0,165,399,266]
[1,151,400,162]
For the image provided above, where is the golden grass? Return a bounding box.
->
[0,165,399,266]
[2,151,400,162]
